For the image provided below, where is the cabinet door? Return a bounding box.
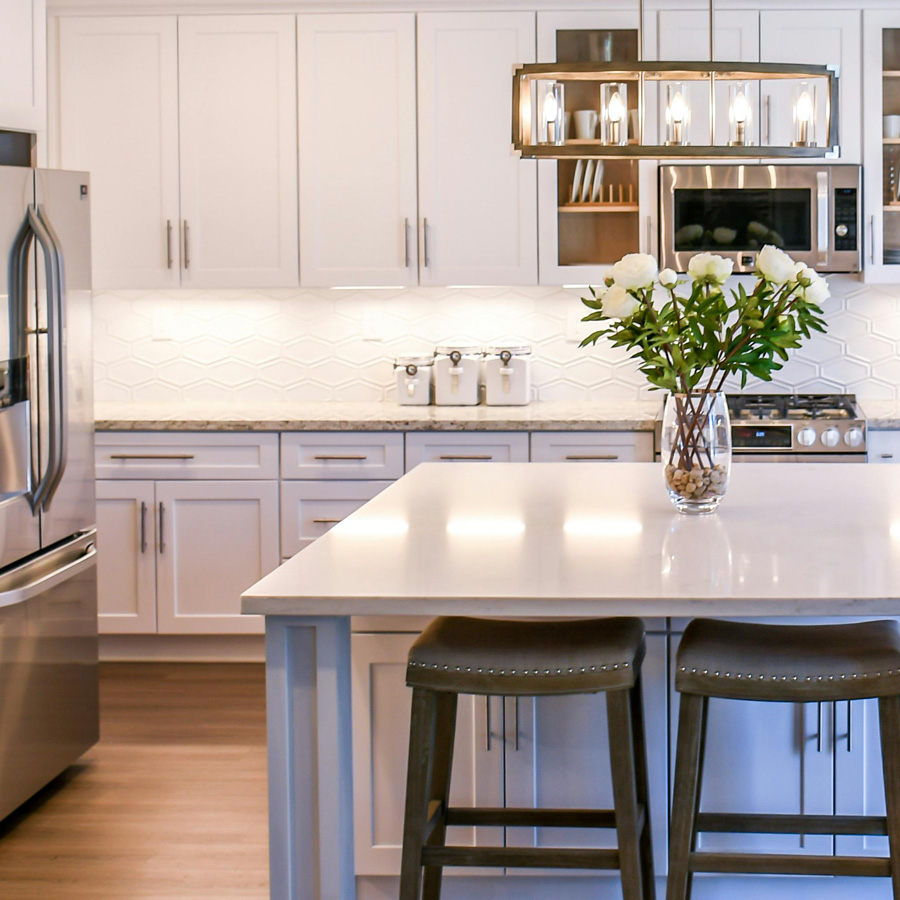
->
[669,632,834,857]
[56,16,180,289]
[417,12,537,286]
[154,480,278,634]
[530,431,654,463]
[759,10,861,162]
[351,633,504,876]
[297,14,418,288]
[0,0,45,134]
[868,429,900,463]
[405,432,530,471]
[96,481,157,634]
[178,16,298,288]
[504,634,669,875]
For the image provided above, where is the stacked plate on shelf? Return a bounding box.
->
[570,160,604,203]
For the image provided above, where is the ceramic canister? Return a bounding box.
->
[433,345,482,406]
[394,355,433,405]
[483,345,532,406]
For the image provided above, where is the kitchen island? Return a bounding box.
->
[243,462,900,900]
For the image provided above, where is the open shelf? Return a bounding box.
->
[885,138,900,144]
[559,203,639,213]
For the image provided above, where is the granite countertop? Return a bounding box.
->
[94,400,662,432]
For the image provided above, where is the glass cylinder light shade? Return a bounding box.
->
[665,83,690,146]
[541,81,565,145]
[601,83,629,146]
[728,82,752,146]
[792,81,817,147]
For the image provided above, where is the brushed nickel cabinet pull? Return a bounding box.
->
[110,454,195,460]
[565,454,619,461]
[183,220,190,269]
[423,218,431,268]
[140,501,147,554]
[313,454,368,461]
[166,220,173,269]
[882,454,894,460]
[439,454,493,461]
[158,502,165,554]
[404,218,411,268]
[312,518,344,524]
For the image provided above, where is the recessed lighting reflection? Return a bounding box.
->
[446,518,526,538]
[890,523,900,541]
[333,517,409,537]
[564,518,643,538]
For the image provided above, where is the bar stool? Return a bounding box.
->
[398,615,655,900]
[668,618,900,900]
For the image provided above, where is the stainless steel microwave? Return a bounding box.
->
[659,164,861,274]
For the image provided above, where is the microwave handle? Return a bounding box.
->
[816,171,829,265]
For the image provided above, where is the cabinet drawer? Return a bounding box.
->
[405,432,529,471]
[281,480,393,557]
[868,430,900,463]
[280,433,404,480]
[95,433,279,480]
[530,431,654,463]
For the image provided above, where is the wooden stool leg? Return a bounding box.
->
[629,677,657,900]
[607,688,645,900]
[400,688,438,900]
[879,695,900,900]
[422,691,458,900]
[667,692,708,900]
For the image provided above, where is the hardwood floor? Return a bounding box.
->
[0,663,269,899]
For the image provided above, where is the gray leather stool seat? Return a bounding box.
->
[400,616,656,900]
[407,615,646,695]
[677,618,900,701]
[668,617,900,900]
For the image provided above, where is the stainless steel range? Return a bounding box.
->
[727,393,866,462]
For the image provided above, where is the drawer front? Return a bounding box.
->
[868,430,900,464]
[405,432,530,471]
[95,433,279,480]
[530,431,654,463]
[281,433,404,480]
[281,480,393,557]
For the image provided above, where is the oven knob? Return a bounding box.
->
[797,427,817,447]
[836,223,849,238]
[821,427,841,448]
[844,427,864,448]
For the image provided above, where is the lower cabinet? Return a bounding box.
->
[97,479,279,635]
[351,629,669,878]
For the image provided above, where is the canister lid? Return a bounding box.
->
[394,355,433,368]
[435,344,482,357]
[485,344,532,357]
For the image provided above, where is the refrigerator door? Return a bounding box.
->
[33,169,95,547]
[0,530,98,820]
[0,166,40,566]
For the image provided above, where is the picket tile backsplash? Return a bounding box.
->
[94,277,900,405]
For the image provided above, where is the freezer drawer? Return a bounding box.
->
[0,531,99,821]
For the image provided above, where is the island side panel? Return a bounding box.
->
[266,616,355,900]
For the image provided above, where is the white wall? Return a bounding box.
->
[93,276,900,405]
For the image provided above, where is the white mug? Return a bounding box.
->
[885,115,900,139]
[573,109,598,140]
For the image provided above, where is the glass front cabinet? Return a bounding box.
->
[537,11,657,286]
[865,12,900,284]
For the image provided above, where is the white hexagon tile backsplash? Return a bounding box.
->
[93,277,900,404]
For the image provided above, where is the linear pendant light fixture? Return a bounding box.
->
[512,0,840,159]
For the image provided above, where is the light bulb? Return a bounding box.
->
[796,90,813,124]
[668,91,687,124]
[732,91,749,124]
[607,91,625,123]
[543,90,558,125]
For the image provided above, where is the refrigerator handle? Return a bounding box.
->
[27,205,67,512]
[8,214,32,361]
[0,542,96,612]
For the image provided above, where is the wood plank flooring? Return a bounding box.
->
[0,663,269,899]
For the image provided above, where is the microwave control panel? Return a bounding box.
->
[834,187,858,251]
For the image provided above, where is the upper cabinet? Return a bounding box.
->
[297,14,418,288]
[417,12,537,286]
[863,10,900,284]
[54,14,298,290]
[759,10,861,163]
[0,0,46,139]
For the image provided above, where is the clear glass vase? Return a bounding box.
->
[661,391,732,515]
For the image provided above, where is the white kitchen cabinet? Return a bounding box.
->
[96,481,157,634]
[351,632,504,876]
[530,431,654,463]
[536,10,651,286]
[417,12,537,286]
[178,16,298,288]
[154,480,278,635]
[867,430,900,463]
[280,432,404,480]
[280,480,394,557]
[0,0,46,136]
[759,10,861,162]
[863,11,900,284]
[405,432,530,471]
[297,14,417,288]
[55,16,180,288]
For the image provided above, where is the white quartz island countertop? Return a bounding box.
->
[243,461,900,618]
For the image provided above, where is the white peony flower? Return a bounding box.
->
[659,268,678,288]
[593,281,609,298]
[797,266,819,287]
[756,244,796,284]
[713,227,737,245]
[802,277,830,305]
[611,253,659,291]
[602,284,641,319]
[687,252,733,285]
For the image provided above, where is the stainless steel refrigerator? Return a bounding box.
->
[0,166,97,821]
